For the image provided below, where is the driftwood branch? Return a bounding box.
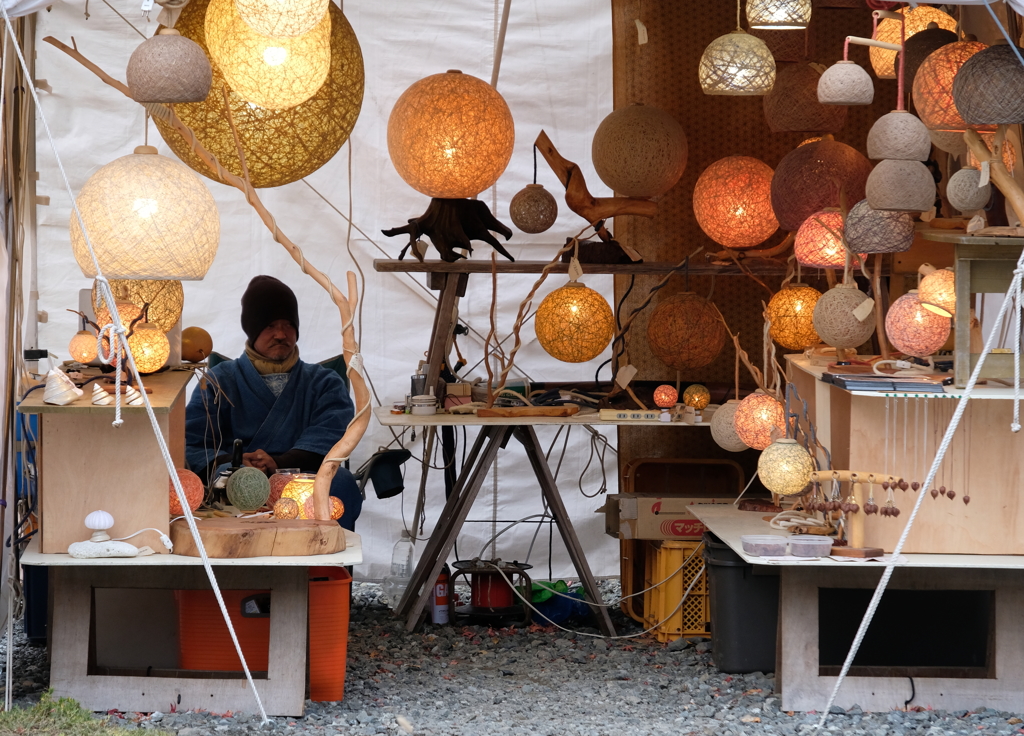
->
[965,126,1024,227]
[708,231,795,262]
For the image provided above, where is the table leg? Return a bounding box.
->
[515,426,617,637]
[424,273,463,397]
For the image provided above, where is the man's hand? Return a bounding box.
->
[243,449,278,473]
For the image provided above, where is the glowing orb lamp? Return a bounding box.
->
[758,438,814,495]
[918,267,956,317]
[746,0,811,30]
[912,40,989,132]
[535,283,615,363]
[234,0,329,37]
[699,30,776,96]
[683,384,711,411]
[885,291,951,358]
[274,497,299,519]
[282,473,316,518]
[692,155,778,250]
[127,323,171,374]
[794,211,863,269]
[93,279,183,333]
[69,330,98,363]
[871,6,955,80]
[733,392,786,451]
[653,385,678,408]
[304,495,344,521]
[766,284,821,350]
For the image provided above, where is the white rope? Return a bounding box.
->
[0,13,270,723]
[1013,278,1022,432]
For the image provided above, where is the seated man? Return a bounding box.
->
[185,275,362,530]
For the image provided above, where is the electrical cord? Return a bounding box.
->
[111,527,174,551]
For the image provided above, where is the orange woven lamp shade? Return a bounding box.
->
[967,133,1017,173]
[912,40,990,132]
[534,283,614,363]
[234,0,328,37]
[92,279,183,333]
[683,384,711,410]
[766,284,821,350]
[758,439,814,495]
[763,63,846,133]
[886,291,950,357]
[919,268,956,317]
[281,473,316,519]
[388,70,514,199]
[68,330,98,363]
[770,138,872,231]
[94,298,144,331]
[692,155,778,250]
[813,283,876,350]
[653,385,678,408]
[794,211,863,269]
[871,6,955,79]
[304,495,344,521]
[646,292,727,371]
[128,323,171,373]
[169,468,205,515]
[733,392,786,451]
[592,103,688,198]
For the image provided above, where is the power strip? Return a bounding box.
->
[599,409,661,421]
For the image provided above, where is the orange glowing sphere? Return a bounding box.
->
[653,385,678,408]
[169,467,205,515]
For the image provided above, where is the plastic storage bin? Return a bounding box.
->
[789,535,833,557]
[643,540,709,642]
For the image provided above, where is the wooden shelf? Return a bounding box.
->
[920,229,1024,246]
[372,258,789,276]
[17,369,193,415]
[374,406,712,428]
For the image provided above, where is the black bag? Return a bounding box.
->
[353,448,412,499]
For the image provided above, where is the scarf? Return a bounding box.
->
[245,343,299,376]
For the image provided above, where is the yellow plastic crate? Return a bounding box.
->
[642,540,709,643]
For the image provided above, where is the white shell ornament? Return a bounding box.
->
[92,383,114,405]
[85,509,114,541]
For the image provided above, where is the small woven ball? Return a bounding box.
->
[886,291,951,358]
[918,268,956,317]
[866,111,931,161]
[928,129,968,155]
[303,495,344,521]
[683,384,711,411]
[269,472,296,506]
[794,210,863,269]
[509,184,557,234]
[653,385,678,408]
[913,40,990,132]
[845,199,915,254]
[591,103,688,198]
[813,283,876,350]
[535,283,614,363]
[692,155,778,250]
[274,497,299,519]
[771,138,872,231]
[758,439,814,496]
[733,392,786,451]
[169,468,204,515]
[766,284,821,350]
[953,43,1024,126]
[817,61,874,106]
[763,63,846,133]
[711,400,748,452]
[946,167,992,212]
[901,25,957,86]
[646,292,727,371]
[866,159,936,212]
[127,29,212,104]
[226,466,271,512]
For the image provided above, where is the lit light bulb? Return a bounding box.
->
[263,46,287,66]
[133,198,159,218]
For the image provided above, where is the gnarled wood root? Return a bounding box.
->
[382,197,514,263]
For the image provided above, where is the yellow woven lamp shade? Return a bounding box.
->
[794,211,863,269]
[912,40,990,132]
[234,0,328,37]
[812,283,876,350]
[919,268,956,317]
[155,0,363,189]
[534,282,614,363]
[766,284,821,350]
[509,184,557,234]
[281,473,316,519]
[92,279,183,333]
[692,155,778,250]
[683,384,711,411]
[126,29,212,104]
[699,30,776,96]
[93,299,144,331]
[763,63,846,134]
[70,146,220,280]
[388,70,514,199]
[885,290,950,358]
[746,0,811,30]
[758,439,814,495]
[653,385,678,408]
[128,323,171,374]
[733,392,786,451]
[592,103,688,198]
[68,331,98,363]
[711,399,748,452]
[871,6,955,80]
[646,292,727,371]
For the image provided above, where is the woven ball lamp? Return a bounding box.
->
[646,292,727,371]
[953,43,1024,126]
[794,210,863,269]
[885,290,951,358]
[127,29,212,103]
[733,392,786,451]
[169,468,205,516]
[813,283,876,350]
[817,61,874,106]
[866,158,936,212]
[234,0,328,37]
[692,155,778,250]
[273,497,299,519]
[758,439,814,496]
[94,299,144,331]
[303,495,344,521]
[683,384,711,411]
[901,24,957,86]
[918,267,956,317]
[591,103,688,198]
[946,167,991,212]
[535,283,614,363]
[699,29,776,96]
[68,331,98,363]
[226,466,271,512]
[912,40,989,132]
[155,0,363,189]
[929,129,968,156]
[653,385,678,409]
[70,146,220,280]
[181,326,213,363]
[871,6,956,80]
[127,322,171,374]
[746,0,811,30]
[711,400,749,452]
[509,184,558,234]
[866,110,931,161]
[770,138,872,231]
[388,70,514,199]
[967,132,1017,173]
[205,0,330,110]
[281,473,316,518]
[763,63,846,134]
[92,279,184,333]
[268,471,296,506]
[766,284,821,350]
[844,199,915,254]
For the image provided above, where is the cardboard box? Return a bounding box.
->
[600,493,730,541]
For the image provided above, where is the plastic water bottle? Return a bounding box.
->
[382,530,414,608]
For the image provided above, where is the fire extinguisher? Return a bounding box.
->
[431,563,450,625]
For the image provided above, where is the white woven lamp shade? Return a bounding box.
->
[871,6,955,80]
[92,279,184,333]
[746,0,811,29]
[692,155,778,249]
[866,159,936,212]
[509,184,557,234]
[817,61,874,106]
[70,146,220,280]
[902,24,958,86]
[794,210,863,269]
[912,40,989,132]
[764,63,846,133]
[953,43,1024,126]
[919,268,956,317]
[234,0,328,37]
[68,331,98,363]
[844,199,915,254]
[758,439,814,495]
[946,167,991,213]
[646,292,727,371]
[699,30,776,96]
[388,70,515,199]
[711,400,749,452]
[929,129,968,156]
[766,284,821,350]
[205,0,330,111]
[591,103,688,198]
[127,29,212,103]
[534,283,614,363]
[867,111,931,161]
[127,322,171,374]
[813,283,876,350]
[770,138,872,231]
[885,290,950,358]
[733,392,786,451]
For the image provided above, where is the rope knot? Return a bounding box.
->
[1013,423,1021,433]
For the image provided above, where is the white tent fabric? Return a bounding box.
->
[33,0,620,580]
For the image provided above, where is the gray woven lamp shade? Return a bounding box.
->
[953,43,1024,125]
[946,167,991,212]
[127,29,212,103]
[866,159,936,212]
[509,184,557,234]
[699,30,777,96]
[764,63,846,133]
[817,61,874,106]
[867,111,931,161]
[900,24,957,87]
[710,400,749,452]
[845,199,915,253]
[812,283,876,350]
[770,138,872,231]
[591,103,688,198]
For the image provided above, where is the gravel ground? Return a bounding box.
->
[2,581,1023,735]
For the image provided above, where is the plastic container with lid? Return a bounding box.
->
[789,535,833,557]
[740,534,788,556]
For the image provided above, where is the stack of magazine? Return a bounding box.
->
[822,373,949,394]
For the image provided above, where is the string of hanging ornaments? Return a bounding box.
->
[870,5,955,79]
[765,283,821,350]
[646,292,727,371]
[691,155,778,250]
[770,136,871,231]
[591,103,688,198]
[763,63,846,134]
[154,0,364,188]
[885,290,951,358]
[913,39,990,132]
[953,41,1024,126]
[844,198,915,254]
[699,0,776,96]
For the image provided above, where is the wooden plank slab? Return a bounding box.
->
[170,517,345,558]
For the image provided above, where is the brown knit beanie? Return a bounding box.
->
[240,275,300,345]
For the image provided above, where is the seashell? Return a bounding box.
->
[92,384,114,405]
[44,368,83,406]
